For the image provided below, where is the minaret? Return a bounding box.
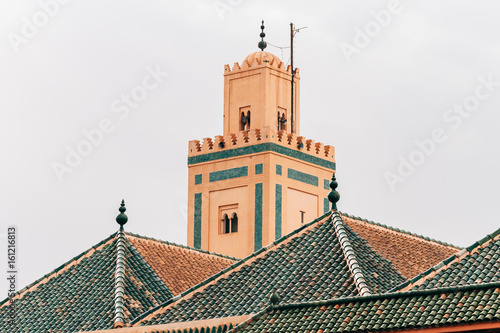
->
[187,22,336,258]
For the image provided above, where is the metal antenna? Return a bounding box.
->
[290,23,307,134]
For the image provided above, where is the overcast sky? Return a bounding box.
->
[1,0,500,295]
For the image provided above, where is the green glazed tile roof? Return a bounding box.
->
[392,227,500,292]
[0,232,172,332]
[136,212,405,326]
[231,282,500,332]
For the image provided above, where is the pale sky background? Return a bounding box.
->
[1,0,500,296]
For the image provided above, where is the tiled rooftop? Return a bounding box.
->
[0,232,236,332]
[126,233,236,295]
[232,282,500,332]
[394,227,500,292]
[0,234,172,332]
[341,213,460,279]
[136,212,405,326]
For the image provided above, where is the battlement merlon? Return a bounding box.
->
[224,62,300,78]
[187,128,335,166]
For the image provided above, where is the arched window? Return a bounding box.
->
[222,214,230,234]
[231,213,238,233]
[246,111,251,130]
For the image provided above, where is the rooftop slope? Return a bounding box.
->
[126,233,236,295]
[341,213,460,278]
[136,212,405,326]
[393,227,500,292]
[229,227,500,333]
[232,282,500,333]
[0,234,171,332]
[0,232,236,332]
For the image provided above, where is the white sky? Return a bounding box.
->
[1,0,500,296]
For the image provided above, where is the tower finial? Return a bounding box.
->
[328,173,340,211]
[116,199,128,226]
[258,20,267,51]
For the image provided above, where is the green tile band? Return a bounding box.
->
[287,168,319,186]
[324,198,330,213]
[195,174,202,185]
[275,184,282,239]
[324,179,329,190]
[188,142,335,170]
[209,166,248,182]
[254,183,263,251]
[276,164,282,175]
[255,163,263,175]
[194,193,202,249]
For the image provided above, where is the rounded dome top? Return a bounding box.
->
[243,51,283,67]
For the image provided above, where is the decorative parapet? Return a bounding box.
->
[223,59,300,77]
[188,128,335,165]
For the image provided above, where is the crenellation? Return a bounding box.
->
[188,129,334,163]
[324,145,334,158]
[201,138,214,153]
[237,130,249,144]
[277,130,285,142]
[315,142,324,155]
[225,52,289,74]
[306,139,314,152]
[214,136,225,150]
[189,140,201,153]
[229,133,237,146]
[247,129,261,144]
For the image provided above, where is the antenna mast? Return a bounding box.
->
[290,23,294,133]
[290,23,307,134]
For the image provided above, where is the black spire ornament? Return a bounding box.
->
[116,200,128,227]
[328,173,340,211]
[258,20,267,51]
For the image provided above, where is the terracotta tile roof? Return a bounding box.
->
[232,282,500,333]
[135,212,405,326]
[126,233,236,295]
[83,316,249,333]
[394,227,500,292]
[0,233,172,332]
[340,213,460,279]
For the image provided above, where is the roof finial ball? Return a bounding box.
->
[116,199,128,227]
[258,20,267,51]
[328,173,340,211]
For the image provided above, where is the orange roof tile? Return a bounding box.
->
[341,214,460,279]
[126,233,236,295]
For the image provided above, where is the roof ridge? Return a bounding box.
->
[332,212,371,296]
[0,232,117,309]
[230,281,500,332]
[130,211,333,326]
[388,226,500,293]
[339,211,461,249]
[114,227,126,328]
[124,231,238,261]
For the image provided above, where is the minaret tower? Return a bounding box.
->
[187,22,335,258]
